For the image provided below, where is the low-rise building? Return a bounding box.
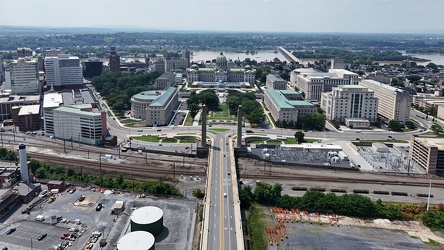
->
[0,94,40,122]
[264,88,316,124]
[11,105,41,131]
[409,135,444,176]
[321,85,378,125]
[131,87,179,126]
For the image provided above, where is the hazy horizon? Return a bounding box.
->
[2,0,444,34]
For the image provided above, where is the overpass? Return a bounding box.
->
[278,46,301,63]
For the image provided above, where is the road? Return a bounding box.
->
[207,133,236,249]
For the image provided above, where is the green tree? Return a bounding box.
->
[239,185,254,209]
[431,124,443,135]
[192,189,205,199]
[406,74,422,83]
[188,103,200,118]
[294,131,305,144]
[388,120,403,132]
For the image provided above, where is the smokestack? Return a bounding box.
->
[201,105,207,147]
[237,105,243,147]
[19,144,30,183]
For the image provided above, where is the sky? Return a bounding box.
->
[1,0,443,33]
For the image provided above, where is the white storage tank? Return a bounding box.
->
[131,206,164,236]
[117,231,155,250]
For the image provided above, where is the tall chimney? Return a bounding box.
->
[19,144,30,183]
[201,105,207,147]
[237,105,243,147]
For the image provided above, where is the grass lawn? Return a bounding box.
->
[177,133,196,135]
[209,128,231,133]
[304,138,319,143]
[131,135,159,142]
[119,118,146,127]
[184,113,194,126]
[207,104,237,122]
[266,140,282,145]
[162,138,178,143]
[285,137,297,144]
[179,139,196,143]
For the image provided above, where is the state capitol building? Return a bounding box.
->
[186,52,256,84]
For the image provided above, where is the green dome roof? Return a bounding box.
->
[216,52,227,63]
[190,64,199,70]
[244,65,252,70]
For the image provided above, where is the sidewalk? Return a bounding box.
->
[192,110,202,126]
[101,100,126,128]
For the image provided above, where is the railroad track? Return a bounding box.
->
[240,173,444,188]
[28,152,206,177]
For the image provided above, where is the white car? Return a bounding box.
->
[224,193,227,198]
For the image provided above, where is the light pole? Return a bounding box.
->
[99,154,102,171]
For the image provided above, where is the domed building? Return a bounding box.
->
[215,52,228,71]
[186,52,255,84]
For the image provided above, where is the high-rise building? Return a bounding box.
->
[360,79,412,124]
[45,48,62,58]
[321,85,378,126]
[182,49,191,68]
[109,47,120,72]
[45,55,83,90]
[8,58,40,94]
[17,48,33,58]
[164,57,189,72]
[84,58,103,79]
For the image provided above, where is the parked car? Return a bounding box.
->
[96,203,103,211]
[37,233,47,241]
[5,228,16,235]
[78,195,85,202]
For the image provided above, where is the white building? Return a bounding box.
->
[131,87,179,126]
[321,85,378,124]
[264,88,316,123]
[360,79,412,124]
[8,58,40,94]
[43,91,105,145]
[45,54,83,90]
[293,69,360,101]
[266,74,287,90]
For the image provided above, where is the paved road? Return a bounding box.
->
[207,133,236,250]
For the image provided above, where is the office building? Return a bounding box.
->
[0,94,40,122]
[360,79,412,124]
[154,72,175,90]
[11,105,41,131]
[131,87,179,126]
[409,135,444,176]
[264,88,316,124]
[45,48,61,58]
[164,57,189,72]
[84,58,103,79]
[293,69,360,101]
[45,55,83,90]
[109,47,120,72]
[330,59,345,69]
[182,49,191,68]
[266,74,287,90]
[43,90,106,145]
[8,58,40,94]
[321,85,378,125]
[153,59,165,74]
[17,48,33,58]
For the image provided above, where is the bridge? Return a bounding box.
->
[278,46,301,63]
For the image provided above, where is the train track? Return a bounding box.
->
[240,173,444,188]
[28,152,206,178]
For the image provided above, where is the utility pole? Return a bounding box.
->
[118,145,120,158]
[87,150,90,159]
[0,134,2,147]
[63,139,66,153]
[145,152,148,165]
[173,163,176,179]
[13,127,15,142]
[99,154,102,171]
[427,181,432,211]
[71,137,73,149]
[80,166,83,180]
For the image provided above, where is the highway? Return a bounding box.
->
[207,133,236,249]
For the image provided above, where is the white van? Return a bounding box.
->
[35,215,44,221]
[50,189,59,194]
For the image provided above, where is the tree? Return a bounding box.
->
[431,124,443,135]
[294,131,305,144]
[388,120,403,132]
[188,103,200,118]
[239,185,254,209]
[406,74,422,83]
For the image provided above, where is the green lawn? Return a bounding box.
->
[162,138,178,143]
[177,132,196,135]
[285,137,319,144]
[249,140,267,144]
[184,113,194,126]
[266,141,282,145]
[131,135,159,142]
[119,118,146,127]
[209,128,231,133]
[179,139,196,143]
[207,104,237,122]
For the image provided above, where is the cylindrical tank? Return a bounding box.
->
[19,144,30,183]
[131,206,164,236]
[117,231,155,250]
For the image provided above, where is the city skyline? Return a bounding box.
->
[1,0,444,34]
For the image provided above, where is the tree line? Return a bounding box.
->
[187,89,220,117]
[240,181,444,223]
[226,90,265,127]
[90,71,160,114]
[275,112,326,131]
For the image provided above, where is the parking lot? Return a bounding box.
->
[0,186,197,250]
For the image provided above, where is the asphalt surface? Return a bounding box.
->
[207,133,237,249]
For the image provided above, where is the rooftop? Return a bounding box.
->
[267,74,285,82]
[43,93,63,109]
[338,85,368,89]
[18,105,40,116]
[0,95,40,104]
[265,88,295,109]
[414,137,444,150]
[54,105,101,117]
[361,79,408,93]
[150,87,177,107]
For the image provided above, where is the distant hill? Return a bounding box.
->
[0,25,164,35]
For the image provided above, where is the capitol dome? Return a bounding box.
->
[190,64,199,70]
[244,65,252,70]
[215,52,228,70]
